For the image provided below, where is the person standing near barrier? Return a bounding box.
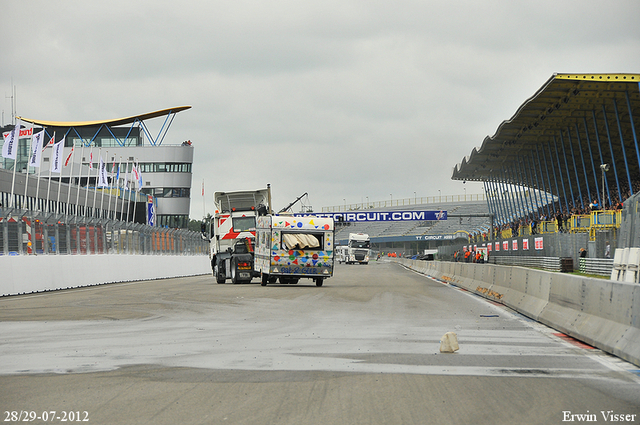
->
[556,210,564,233]
[605,241,611,259]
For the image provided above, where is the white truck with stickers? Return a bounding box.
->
[255,215,335,287]
[346,232,370,264]
[209,187,270,284]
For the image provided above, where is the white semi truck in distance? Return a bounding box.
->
[346,232,370,264]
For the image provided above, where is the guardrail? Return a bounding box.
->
[491,255,562,272]
[579,258,614,276]
[0,209,208,256]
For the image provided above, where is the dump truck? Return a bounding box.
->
[255,215,335,287]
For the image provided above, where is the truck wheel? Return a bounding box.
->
[261,272,268,286]
[215,266,225,284]
[231,267,237,284]
[315,278,323,287]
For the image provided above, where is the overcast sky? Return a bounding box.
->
[2,0,640,218]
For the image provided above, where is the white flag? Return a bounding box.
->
[29,130,45,168]
[136,162,142,191]
[132,164,141,191]
[98,156,109,188]
[2,122,20,160]
[50,138,64,173]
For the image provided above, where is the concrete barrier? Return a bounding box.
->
[0,255,212,297]
[397,259,640,367]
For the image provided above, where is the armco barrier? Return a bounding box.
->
[396,259,640,367]
[0,255,212,296]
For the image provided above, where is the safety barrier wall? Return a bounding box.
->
[396,258,640,367]
[0,254,212,297]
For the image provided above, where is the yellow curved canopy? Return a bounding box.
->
[17,106,191,127]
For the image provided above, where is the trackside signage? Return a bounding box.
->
[294,210,447,222]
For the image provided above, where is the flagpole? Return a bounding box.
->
[35,161,42,212]
[115,156,122,220]
[9,120,21,208]
[45,132,55,214]
[65,143,76,215]
[107,156,117,220]
[55,138,65,214]
[120,158,128,221]
[92,148,101,218]
[99,150,108,219]
[75,141,86,215]
[132,159,138,224]
[202,178,205,218]
[35,132,46,212]
[23,124,34,210]
[84,145,94,217]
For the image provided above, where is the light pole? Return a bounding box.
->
[600,164,609,208]
[390,194,392,206]
[414,192,416,204]
[438,190,441,202]
[343,198,346,211]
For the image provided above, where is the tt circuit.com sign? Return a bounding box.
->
[295,210,447,222]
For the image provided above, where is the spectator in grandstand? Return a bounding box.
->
[556,210,564,233]
[531,217,537,235]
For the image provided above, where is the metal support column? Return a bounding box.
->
[573,124,592,203]
[564,129,583,209]
[602,104,623,201]
[613,98,634,196]
[591,111,611,207]
[554,136,573,211]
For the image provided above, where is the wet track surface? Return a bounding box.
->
[1,261,639,424]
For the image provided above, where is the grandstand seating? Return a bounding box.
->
[334,200,491,242]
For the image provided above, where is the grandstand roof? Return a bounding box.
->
[452,74,640,193]
[17,106,192,128]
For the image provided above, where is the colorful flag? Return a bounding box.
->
[132,163,142,191]
[50,138,64,173]
[89,152,93,169]
[2,122,20,160]
[42,134,54,152]
[132,164,139,182]
[137,163,143,191]
[64,145,74,167]
[97,156,108,187]
[29,130,45,168]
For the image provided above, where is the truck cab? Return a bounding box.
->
[209,188,270,284]
[347,232,370,264]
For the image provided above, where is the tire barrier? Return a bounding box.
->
[397,258,640,367]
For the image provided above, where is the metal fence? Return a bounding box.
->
[489,255,614,276]
[0,209,208,256]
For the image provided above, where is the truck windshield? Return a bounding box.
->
[233,216,256,232]
[349,241,370,249]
